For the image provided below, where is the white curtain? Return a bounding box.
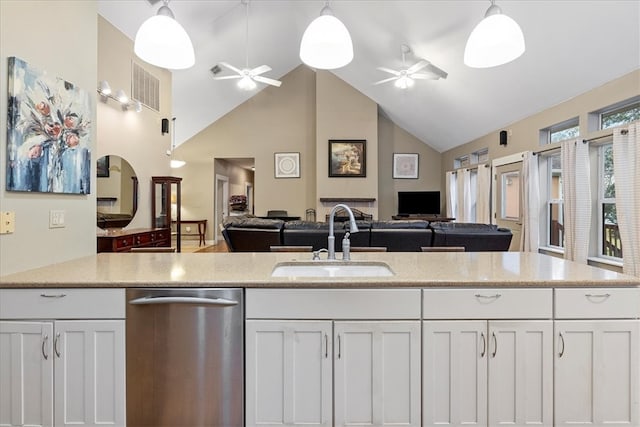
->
[520,151,540,252]
[561,139,591,263]
[476,165,491,224]
[445,171,457,218]
[612,124,640,276]
[456,169,472,222]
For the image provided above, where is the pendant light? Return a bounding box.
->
[464,0,525,68]
[167,118,186,168]
[134,0,195,70]
[300,2,353,70]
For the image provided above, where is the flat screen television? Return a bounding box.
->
[397,191,441,216]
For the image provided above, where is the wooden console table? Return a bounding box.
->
[97,228,170,253]
[172,219,207,246]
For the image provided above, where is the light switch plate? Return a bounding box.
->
[49,210,65,228]
[0,211,15,234]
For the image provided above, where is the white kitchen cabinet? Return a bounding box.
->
[245,289,422,427]
[334,321,421,427]
[0,321,54,427]
[422,289,553,427]
[554,288,640,427]
[245,320,332,427]
[0,289,126,427]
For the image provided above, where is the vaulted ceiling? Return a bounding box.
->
[98,0,639,153]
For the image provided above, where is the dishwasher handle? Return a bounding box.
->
[129,296,239,306]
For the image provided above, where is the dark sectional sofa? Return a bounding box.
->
[222,215,512,252]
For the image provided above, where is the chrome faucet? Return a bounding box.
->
[328,204,359,260]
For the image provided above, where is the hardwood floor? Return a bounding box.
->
[195,242,229,253]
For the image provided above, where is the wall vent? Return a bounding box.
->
[132,62,160,112]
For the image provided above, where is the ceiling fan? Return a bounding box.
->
[374,45,447,89]
[212,0,282,90]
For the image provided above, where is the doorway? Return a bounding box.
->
[492,153,524,251]
[214,174,229,244]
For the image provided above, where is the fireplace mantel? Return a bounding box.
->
[319,197,376,203]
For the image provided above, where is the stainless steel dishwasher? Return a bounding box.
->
[126,288,243,427]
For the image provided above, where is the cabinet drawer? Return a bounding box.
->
[555,288,640,319]
[114,236,134,250]
[246,289,421,319]
[0,289,125,319]
[423,288,552,319]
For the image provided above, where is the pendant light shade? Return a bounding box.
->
[134,0,195,70]
[300,4,353,70]
[464,1,525,68]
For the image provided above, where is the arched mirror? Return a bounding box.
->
[96,155,138,229]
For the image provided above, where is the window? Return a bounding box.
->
[549,119,579,143]
[599,144,622,259]
[501,171,520,220]
[601,101,640,129]
[454,155,470,169]
[546,153,564,248]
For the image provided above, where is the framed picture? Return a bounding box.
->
[393,153,419,179]
[328,140,366,177]
[274,152,300,178]
[97,155,110,178]
[6,56,92,194]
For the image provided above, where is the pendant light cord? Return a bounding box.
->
[244,0,249,69]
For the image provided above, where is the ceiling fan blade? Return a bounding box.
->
[377,67,401,76]
[212,75,242,80]
[406,60,430,74]
[219,62,243,75]
[373,77,398,85]
[253,75,282,87]
[411,73,439,80]
[250,65,272,76]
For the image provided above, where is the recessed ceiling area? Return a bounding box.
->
[98,1,640,153]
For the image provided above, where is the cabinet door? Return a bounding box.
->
[334,321,421,427]
[53,321,125,427]
[0,321,54,427]
[423,321,487,427]
[245,320,332,427]
[555,320,640,426]
[488,321,553,426]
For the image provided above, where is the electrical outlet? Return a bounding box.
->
[0,211,15,234]
[49,210,65,228]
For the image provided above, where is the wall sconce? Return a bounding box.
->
[97,80,142,112]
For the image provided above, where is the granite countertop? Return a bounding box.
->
[1,252,638,289]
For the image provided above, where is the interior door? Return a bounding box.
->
[494,162,523,251]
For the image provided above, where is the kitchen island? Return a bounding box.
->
[1,252,638,427]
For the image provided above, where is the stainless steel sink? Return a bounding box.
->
[271,261,394,278]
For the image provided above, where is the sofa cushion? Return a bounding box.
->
[430,222,512,251]
[284,220,334,230]
[371,220,429,229]
[226,217,284,230]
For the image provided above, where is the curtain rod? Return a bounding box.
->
[533,130,628,155]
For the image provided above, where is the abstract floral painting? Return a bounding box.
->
[6,57,91,194]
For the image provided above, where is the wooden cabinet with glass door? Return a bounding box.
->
[151,176,182,252]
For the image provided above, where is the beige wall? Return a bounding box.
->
[97,16,172,230]
[315,71,379,218]
[0,1,98,275]
[377,112,442,220]
[442,70,640,173]
[174,65,317,238]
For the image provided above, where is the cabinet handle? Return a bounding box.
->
[585,293,611,299]
[324,334,328,359]
[54,333,61,358]
[42,335,49,360]
[474,293,502,300]
[491,332,497,358]
[337,334,341,359]
[40,293,66,298]
[558,332,565,358]
[480,332,486,358]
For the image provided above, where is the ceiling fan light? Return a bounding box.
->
[464,2,525,68]
[394,76,414,89]
[134,2,195,70]
[300,6,353,70]
[237,75,257,91]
